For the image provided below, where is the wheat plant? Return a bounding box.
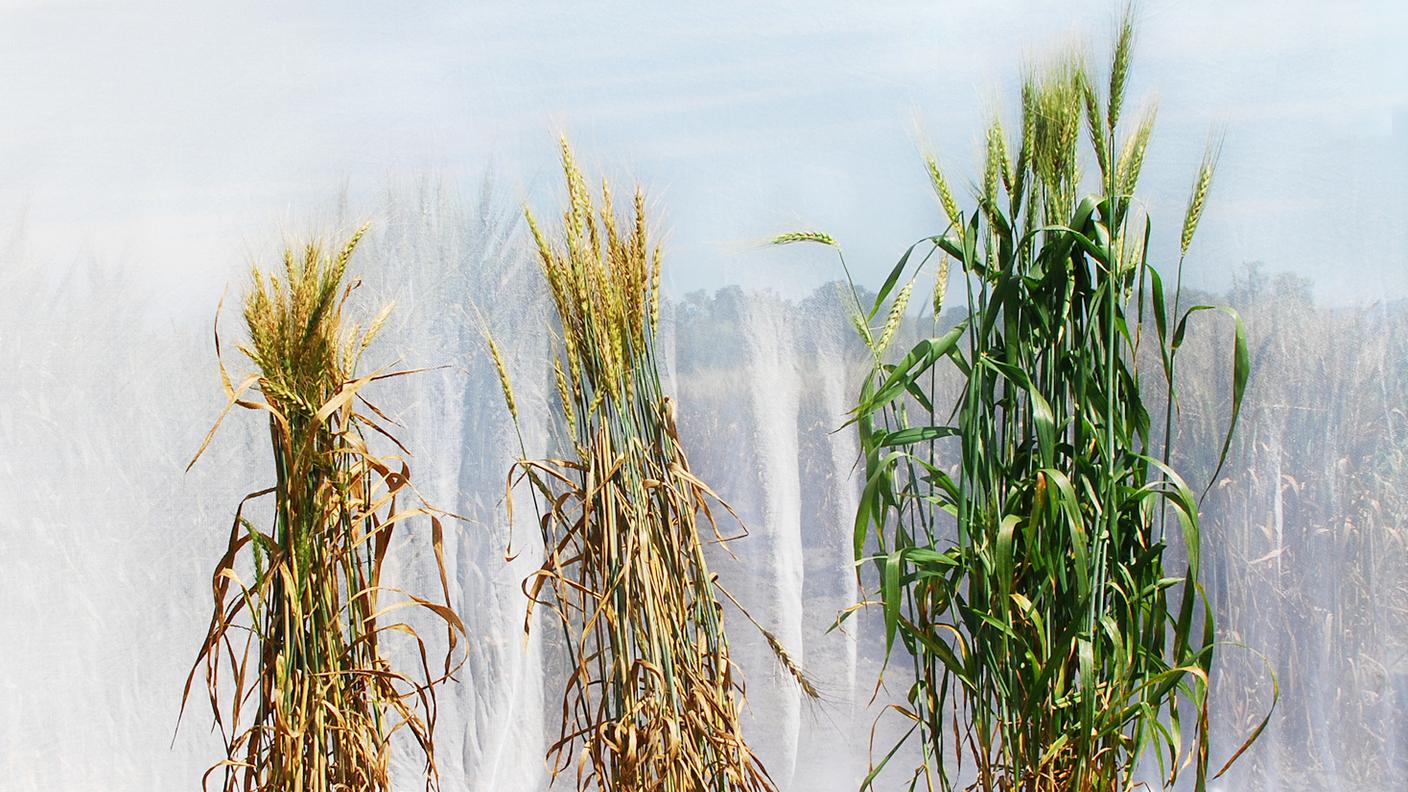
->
[782,15,1269,792]
[180,228,465,792]
[491,141,811,792]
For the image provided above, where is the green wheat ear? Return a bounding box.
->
[875,279,914,356]
[1081,70,1110,178]
[932,258,951,317]
[1116,104,1158,196]
[926,153,964,234]
[771,230,837,247]
[484,328,516,421]
[1108,6,1135,130]
[1181,134,1223,256]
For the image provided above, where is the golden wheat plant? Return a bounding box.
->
[180,227,466,792]
[489,140,813,792]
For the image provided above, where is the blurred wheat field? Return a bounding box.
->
[0,184,1404,790]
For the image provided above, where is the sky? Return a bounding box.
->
[1,0,1405,310]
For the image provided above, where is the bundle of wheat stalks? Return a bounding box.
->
[492,141,803,791]
[182,229,464,792]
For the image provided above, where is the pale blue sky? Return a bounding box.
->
[2,1,1405,308]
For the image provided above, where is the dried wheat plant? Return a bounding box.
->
[493,140,811,792]
[180,227,466,792]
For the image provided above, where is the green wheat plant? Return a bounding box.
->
[180,228,466,792]
[489,140,813,792]
[781,16,1270,792]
